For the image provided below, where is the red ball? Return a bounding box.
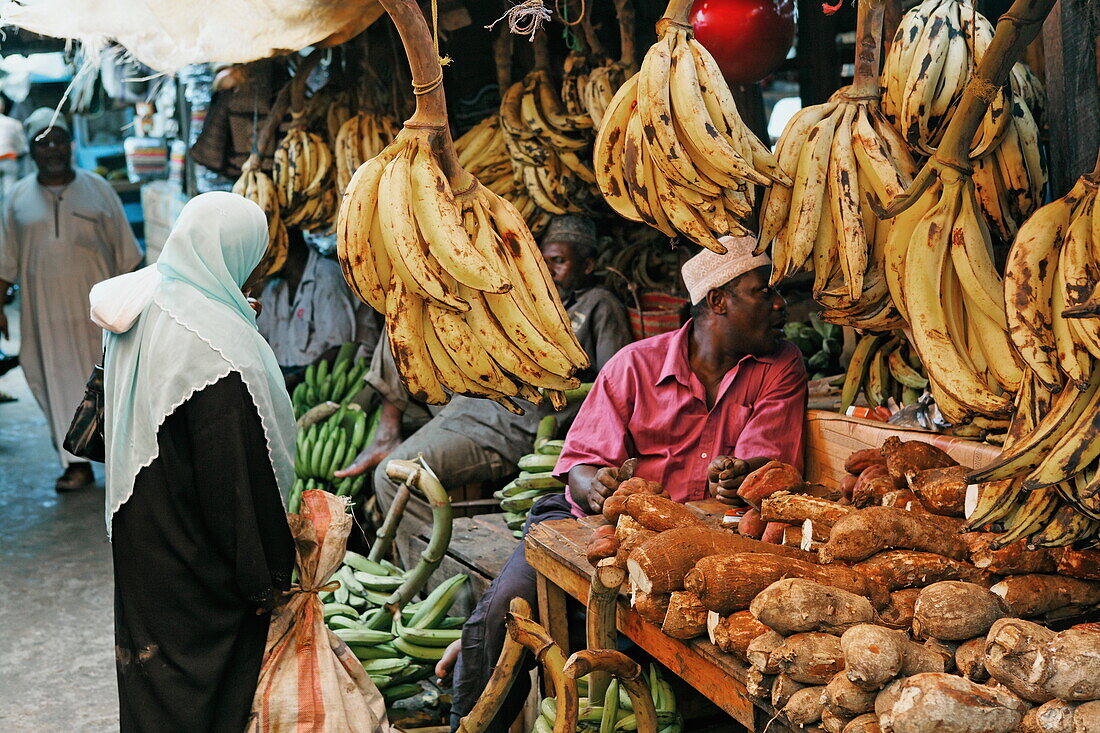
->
[690,0,796,85]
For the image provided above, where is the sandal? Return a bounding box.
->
[56,463,95,493]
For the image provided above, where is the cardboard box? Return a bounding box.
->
[805,409,1000,488]
[141,181,188,262]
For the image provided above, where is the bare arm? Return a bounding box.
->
[334,398,403,478]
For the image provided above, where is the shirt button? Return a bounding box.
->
[701,452,708,459]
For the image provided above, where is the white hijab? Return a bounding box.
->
[92,192,295,534]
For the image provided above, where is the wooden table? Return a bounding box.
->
[525,503,788,732]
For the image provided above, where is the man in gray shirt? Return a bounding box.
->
[336,215,633,534]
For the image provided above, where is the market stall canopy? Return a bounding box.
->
[0,0,384,72]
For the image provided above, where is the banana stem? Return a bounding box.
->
[660,0,695,26]
[255,84,291,158]
[564,650,659,733]
[289,49,324,116]
[585,558,627,702]
[456,598,534,733]
[376,457,454,618]
[493,24,514,94]
[579,6,605,58]
[613,0,637,70]
[533,30,551,71]
[367,477,411,564]
[507,614,580,733]
[376,0,448,127]
[296,400,341,430]
[850,0,886,98]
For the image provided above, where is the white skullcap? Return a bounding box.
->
[681,235,772,305]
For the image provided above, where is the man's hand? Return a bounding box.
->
[588,466,621,513]
[707,456,753,505]
[587,457,637,514]
[334,435,401,478]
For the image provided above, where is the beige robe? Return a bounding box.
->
[0,169,142,466]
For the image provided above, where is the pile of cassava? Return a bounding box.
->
[585,439,1100,732]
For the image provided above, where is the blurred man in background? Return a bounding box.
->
[0,108,142,491]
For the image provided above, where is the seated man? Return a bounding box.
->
[447,236,808,731]
[336,215,633,535]
[256,227,380,386]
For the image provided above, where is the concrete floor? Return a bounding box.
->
[0,307,118,731]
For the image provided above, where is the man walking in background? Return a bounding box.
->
[0,108,142,491]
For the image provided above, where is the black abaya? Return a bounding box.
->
[111,371,295,733]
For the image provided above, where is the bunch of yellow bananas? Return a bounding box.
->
[500,68,597,216]
[582,62,630,128]
[273,117,338,231]
[969,91,1046,242]
[334,111,400,194]
[885,171,1021,424]
[337,127,588,410]
[561,51,593,117]
[881,0,1011,158]
[232,154,289,279]
[455,116,513,193]
[969,170,1100,553]
[881,0,1046,242]
[593,20,789,254]
[455,115,552,238]
[1005,165,1100,392]
[760,92,916,330]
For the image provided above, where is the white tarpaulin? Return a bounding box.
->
[1,0,384,72]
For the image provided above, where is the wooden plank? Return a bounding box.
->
[536,572,571,694]
[1042,0,1100,196]
[525,519,788,731]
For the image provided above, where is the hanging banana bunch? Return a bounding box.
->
[234,154,290,279]
[456,115,512,189]
[881,0,1012,158]
[582,0,637,127]
[760,0,914,331]
[339,0,588,412]
[455,117,551,237]
[273,51,339,231]
[875,0,1054,425]
[334,38,402,195]
[966,157,1100,548]
[335,109,401,195]
[500,30,598,217]
[593,0,790,254]
[881,0,1046,242]
[232,85,291,281]
[969,91,1046,242]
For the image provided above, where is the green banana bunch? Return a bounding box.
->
[499,416,568,537]
[323,555,470,703]
[784,313,844,380]
[289,404,381,511]
[291,342,370,418]
[840,332,929,413]
[532,663,682,733]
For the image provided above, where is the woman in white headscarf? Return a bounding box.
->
[90,192,296,732]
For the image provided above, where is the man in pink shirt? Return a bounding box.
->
[445,236,808,731]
